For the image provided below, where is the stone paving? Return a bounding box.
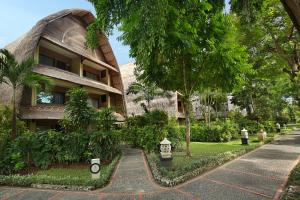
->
[1,131,300,200]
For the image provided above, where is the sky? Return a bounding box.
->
[0,0,230,65]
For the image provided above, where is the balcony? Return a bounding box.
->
[20,104,125,121]
[20,105,65,120]
[33,65,122,95]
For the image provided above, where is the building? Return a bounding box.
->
[0,9,126,131]
[120,62,201,121]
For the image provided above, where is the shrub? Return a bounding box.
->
[89,130,121,161]
[65,88,95,130]
[123,109,168,152]
[189,120,239,142]
[166,118,183,149]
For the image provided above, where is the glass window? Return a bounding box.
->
[37,91,65,104]
[83,70,98,81]
[100,70,106,78]
[39,54,70,71]
[39,54,55,67]
[88,98,99,108]
[100,95,107,103]
[56,60,69,71]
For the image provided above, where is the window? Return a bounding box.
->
[39,54,55,67]
[39,54,70,71]
[83,70,99,81]
[100,70,106,78]
[88,98,99,109]
[100,95,107,103]
[56,60,68,71]
[37,91,65,104]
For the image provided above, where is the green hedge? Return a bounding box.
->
[178,120,239,142]
[0,130,121,175]
[0,155,120,189]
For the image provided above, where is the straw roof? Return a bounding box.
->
[0,9,126,115]
[120,62,180,118]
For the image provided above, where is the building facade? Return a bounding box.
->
[0,9,126,131]
[120,62,201,121]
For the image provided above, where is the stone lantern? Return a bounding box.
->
[257,129,267,141]
[241,128,249,145]
[160,138,172,167]
[160,138,172,159]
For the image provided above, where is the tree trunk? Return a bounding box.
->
[183,100,191,157]
[12,88,17,139]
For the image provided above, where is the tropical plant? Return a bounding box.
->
[127,80,171,113]
[64,88,95,130]
[0,49,51,139]
[95,108,116,132]
[87,1,250,156]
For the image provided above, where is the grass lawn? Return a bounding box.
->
[171,135,272,170]
[147,133,280,185]
[35,165,109,179]
[281,162,300,199]
[0,156,120,189]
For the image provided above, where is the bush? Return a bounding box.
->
[187,120,239,142]
[166,118,183,149]
[89,130,121,161]
[0,155,120,189]
[123,109,168,152]
[64,88,95,130]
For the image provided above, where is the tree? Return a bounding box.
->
[232,0,300,81]
[87,0,249,156]
[230,0,300,34]
[0,49,51,139]
[64,88,95,130]
[127,80,171,113]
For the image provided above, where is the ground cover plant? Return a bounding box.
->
[281,162,300,200]
[147,134,279,186]
[0,88,122,189]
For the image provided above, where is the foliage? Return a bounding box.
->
[146,140,262,186]
[0,155,120,189]
[233,0,300,80]
[228,110,277,134]
[0,106,30,175]
[64,88,95,130]
[94,108,116,132]
[281,161,300,200]
[123,109,169,152]
[166,118,183,149]
[0,49,51,139]
[88,0,250,156]
[89,130,121,161]
[127,80,172,113]
[178,120,239,143]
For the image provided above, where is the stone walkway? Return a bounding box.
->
[1,131,300,200]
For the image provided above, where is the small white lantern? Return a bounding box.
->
[160,138,172,159]
[241,128,249,145]
[90,158,101,179]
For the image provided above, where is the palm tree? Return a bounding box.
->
[0,49,51,139]
[127,81,172,113]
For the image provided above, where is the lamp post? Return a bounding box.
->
[241,128,249,145]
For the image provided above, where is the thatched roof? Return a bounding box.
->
[5,9,118,67]
[0,9,126,115]
[120,62,179,117]
[120,63,205,119]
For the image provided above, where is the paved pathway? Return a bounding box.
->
[1,131,300,200]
